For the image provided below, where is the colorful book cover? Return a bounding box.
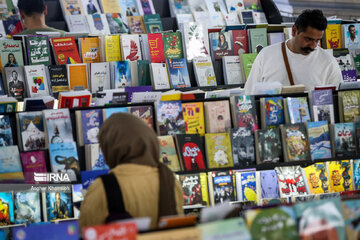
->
[0,115,13,146]
[0,39,24,68]
[105,35,121,62]
[167,58,191,88]
[18,111,45,151]
[200,217,251,240]
[304,163,331,194]
[283,123,310,162]
[51,37,81,65]
[83,222,136,240]
[342,23,360,49]
[275,166,307,197]
[104,107,128,119]
[240,171,257,203]
[121,35,142,61]
[80,37,100,63]
[256,128,282,164]
[342,199,360,239]
[0,102,17,113]
[243,0,262,11]
[328,160,353,193]
[182,102,205,135]
[45,191,74,221]
[81,109,103,145]
[47,65,70,95]
[144,14,163,33]
[286,97,311,124]
[61,0,84,15]
[158,135,181,172]
[259,170,280,199]
[156,101,185,135]
[67,63,88,90]
[20,151,47,184]
[148,33,165,63]
[182,22,209,61]
[245,206,297,240]
[129,105,154,129]
[105,13,129,34]
[231,127,255,167]
[211,170,237,204]
[49,142,80,182]
[204,100,231,133]
[241,53,257,79]
[263,97,284,128]
[232,29,249,55]
[334,122,356,157]
[307,121,332,160]
[205,132,234,169]
[311,89,335,124]
[86,144,109,170]
[175,134,206,171]
[210,32,233,60]
[82,0,101,14]
[249,28,267,53]
[127,16,146,34]
[137,0,155,15]
[353,159,360,190]
[0,146,24,183]
[26,35,51,66]
[325,24,342,49]
[163,31,183,59]
[13,221,78,239]
[14,191,41,224]
[333,48,357,82]
[179,173,209,208]
[4,66,25,99]
[87,13,110,35]
[72,184,83,218]
[0,192,14,225]
[137,60,151,85]
[231,95,258,131]
[112,61,131,88]
[44,109,73,144]
[2,17,23,36]
[24,65,50,98]
[341,90,360,122]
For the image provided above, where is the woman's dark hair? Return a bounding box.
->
[17,0,45,16]
[8,53,17,64]
[295,9,327,33]
[219,32,226,41]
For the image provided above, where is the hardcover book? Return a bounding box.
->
[20,151,47,184]
[307,121,332,160]
[0,115,13,146]
[204,100,231,133]
[238,171,257,203]
[339,90,360,122]
[50,37,81,65]
[17,111,45,151]
[24,65,50,98]
[230,127,255,167]
[179,173,209,208]
[158,135,181,172]
[4,66,26,100]
[281,123,310,162]
[181,22,210,62]
[44,191,74,221]
[304,163,331,194]
[14,191,41,224]
[144,14,163,33]
[332,122,356,158]
[255,128,282,164]
[209,32,233,60]
[310,89,335,124]
[0,192,14,225]
[230,95,258,131]
[285,97,311,124]
[209,170,237,205]
[79,109,103,145]
[47,65,70,96]
[43,109,74,145]
[275,166,307,197]
[167,58,191,88]
[260,97,284,129]
[328,160,352,192]
[156,101,185,135]
[163,31,183,59]
[105,13,129,34]
[0,39,24,68]
[182,102,205,135]
[0,146,24,183]
[127,16,146,34]
[79,37,100,63]
[26,35,51,66]
[175,134,206,171]
[121,34,142,61]
[232,30,249,54]
[205,132,234,169]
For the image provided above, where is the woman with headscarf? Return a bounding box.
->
[79,113,184,229]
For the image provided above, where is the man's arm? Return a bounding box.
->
[244,53,263,95]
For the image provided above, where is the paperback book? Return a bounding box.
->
[47,65,70,96]
[0,39,24,68]
[167,58,191,88]
[26,35,51,66]
[281,123,310,162]
[332,122,356,158]
[182,102,205,135]
[43,109,73,145]
[44,191,74,221]
[310,89,335,124]
[307,121,332,160]
[304,163,331,194]
[17,111,45,151]
[230,95,258,131]
[163,31,183,59]
[20,151,47,184]
[275,166,307,197]
[0,115,13,146]
[158,135,181,172]
[175,134,206,171]
[0,192,14,226]
[156,101,185,135]
[179,173,209,208]
[205,132,234,169]
[0,146,24,183]
[24,65,50,98]
[14,191,41,224]
[4,66,26,100]
[255,128,282,164]
[230,127,255,167]
[209,170,237,205]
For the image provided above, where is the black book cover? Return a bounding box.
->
[231,127,255,167]
[47,65,69,98]
[211,170,236,204]
[175,134,206,171]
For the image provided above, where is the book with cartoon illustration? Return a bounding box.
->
[156,100,185,135]
[328,160,353,192]
[163,31,183,59]
[158,135,181,172]
[281,123,310,162]
[260,97,284,129]
[230,95,258,132]
[237,171,257,203]
[205,132,234,169]
[17,111,45,151]
[284,97,311,124]
[14,191,41,224]
[256,170,280,202]
[175,134,206,171]
[0,192,14,226]
[182,102,205,135]
[304,163,331,194]
[275,166,307,198]
[178,173,209,208]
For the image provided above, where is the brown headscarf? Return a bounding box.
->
[98,113,177,219]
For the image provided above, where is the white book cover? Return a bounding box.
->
[189,0,208,12]
[253,11,267,24]
[224,0,244,13]
[181,22,210,62]
[43,108,74,144]
[224,12,240,26]
[24,65,50,98]
[176,14,194,28]
[130,61,138,86]
[81,0,101,15]
[121,34,142,61]
[86,13,111,35]
[193,56,217,87]
[0,21,6,39]
[222,56,242,85]
[205,0,228,15]
[193,11,209,24]
[210,12,225,27]
[65,15,90,33]
[136,0,155,15]
[90,62,110,93]
[140,34,150,61]
[169,0,191,17]
[59,0,85,15]
[150,63,170,90]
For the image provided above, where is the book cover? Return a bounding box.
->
[90,62,110,93]
[354,159,360,190]
[81,109,103,145]
[82,0,101,14]
[43,109,73,144]
[200,217,251,240]
[2,17,23,36]
[262,97,284,128]
[167,58,191,88]
[148,33,165,63]
[259,170,280,199]
[231,127,255,167]
[205,132,234,169]
[304,163,331,194]
[45,191,74,221]
[193,56,217,86]
[80,37,100,63]
[176,134,206,171]
[104,107,128,119]
[58,91,92,108]
[333,122,356,158]
[60,0,85,15]
[111,61,131,88]
[144,14,163,33]
[333,48,357,82]
[104,35,121,62]
[324,24,342,49]
[204,100,231,133]
[67,63,88,90]
[4,66,26,99]
[121,35,142,61]
[156,101,185,135]
[282,123,310,162]
[49,142,80,182]
[51,37,81,65]
[14,191,41,224]
[286,97,311,124]
[182,22,209,61]
[182,102,205,135]
[72,184,83,218]
[47,65,70,95]
[311,89,335,124]
[223,56,243,85]
[65,15,90,33]
[85,144,109,170]
[210,170,237,204]
[209,32,233,60]
[81,169,109,189]
[239,171,257,203]
[0,39,24,68]
[137,0,156,15]
[249,28,267,53]
[179,173,209,208]
[342,23,360,49]
[255,128,282,164]
[18,111,45,151]
[100,0,122,13]
[24,65,50,98]
[231,95,258,131]
[87,13,110,35]
[240,53,257,80]
[137,60,151,85]
[328,160,352,193]
[83,222,137,240]
[307,121,332,160]
[158,135,181,172]
[0,146,24,183]
[163,32,183,59]
[0,115,13,146]
[26,35,51,66]
[127,16,146,34]
[275,166,307,197]
[340,90,360,122]
[20,151,47,184]
[243,0,262,11]
[129,105,154,129]
[0,192,14,225]
[105,13,129,34]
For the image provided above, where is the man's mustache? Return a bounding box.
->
[301,47,315,53]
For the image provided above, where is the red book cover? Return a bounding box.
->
[20,151,47,184]
[59,94,91,108]
[51,37,81,65]
[148,33,165,63]
[83,222,137,240]
[232,30,249,55]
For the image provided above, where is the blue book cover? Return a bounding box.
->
[240,171,257,203]
[18,111,45,151]
[334,122,356,158]
[260,170,280,199]
[0,192,14,225]
[0,115,13,146]
[49,142,80,182]
[264,97,284,128]
[286,97,311,124]
[80,109,103,145]
[156,100,185,135]
[45,191,74,221]
[0,146,24,183]
[14,191,41,224]
[104,107,128,119]
[211,170,236,204]
[311,89,335,123]
[13,221,78,240]
[308,121,332,160]
[343,23,360,49]
[43,109,73,144]
[166,58,191,88]
[353,159,360,190]
[81,169,109,189]
[72,184,84,218]
[113,61,131,88]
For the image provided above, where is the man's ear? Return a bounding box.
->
[19,10,26,21]
[44,5,48,15]
[292,25,298,37]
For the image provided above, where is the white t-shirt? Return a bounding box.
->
[244,41,343,94]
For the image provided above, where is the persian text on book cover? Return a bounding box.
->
[81,109,103,145]
[284,124,310,161]
[157,101,185,135]
[27,35,51,66]
[257,128,282,164]
[179,173,208,207]
[311,89,335,123]
[263,97,284,128]
[44,109,73,144]
[341,90,360,122]
[240,171,257,203]
[25,65,50,98]
[325,24,342,49]
[205,133,234,168]
[105,35,121,62]
[51,37,81,64]
[205,101,231,133]
[182,102,205,135]
[233,95,258,131]
[304,163,331,194]
[211,171,237,204]
[308,121,332,160]
[275,166,307,197]
[0,39,24,68]
[18,111,45,151]
[148,33,165,63]
[80,37,100,63]
[334,122,356,157]
[328,160,353,192]
[163,32,183,59]
[20,151,47,184]
[177,134,206,171]
[158,135,181,172]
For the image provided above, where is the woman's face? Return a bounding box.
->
[9,54,14,62]
[220,35,225,42]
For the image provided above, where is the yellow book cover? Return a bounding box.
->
[199,172,209,206]
[205,133,234,169]
[304,163,331,194]
[341,90,360,122]
[100,0,122,13]
[160,93,182,101]
[80,37,100,63]
[182,102,205,136]
[68,64,88,90]
[105,35,121,62]
[328,160,353,192]
[325,24,342,49]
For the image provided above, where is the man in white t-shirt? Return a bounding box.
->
[244,9,342,94]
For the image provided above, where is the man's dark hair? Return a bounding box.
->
[18,0,45,16]
[295,9,327,33]
[349,24,355,32]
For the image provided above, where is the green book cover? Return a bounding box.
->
[163,31,183,59]
[241,53,257,79]
[0,39,24,68]
[249,28,268,53]
[144,14,163,33]
[26,35,51,66]
[200,217,251,240]
[205,132,234,169]
[137,60,151,86]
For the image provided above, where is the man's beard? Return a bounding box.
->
[301,47,315,54]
